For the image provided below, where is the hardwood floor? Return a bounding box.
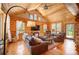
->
[6,40,31,55]
[64,39,77,55]
[43,43,64,55]
[6,39,78,55]
[43,39,77,55]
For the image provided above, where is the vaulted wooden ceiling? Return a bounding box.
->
[1,3,79,22]
[0,4,4,14]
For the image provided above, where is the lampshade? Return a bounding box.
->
[27,21,36,27]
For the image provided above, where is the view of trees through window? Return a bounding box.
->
[16,21,25,36]
[43,24,47,32]
[66,24,74,38]
[51,23,61,34]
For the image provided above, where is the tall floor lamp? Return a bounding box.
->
[3,5,27,55]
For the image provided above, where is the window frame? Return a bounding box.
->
[51,22,62,34]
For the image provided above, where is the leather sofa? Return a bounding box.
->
[25,33,49,55]
[39,32,66,43]
[29,39,48,55]
[52,32,66,42]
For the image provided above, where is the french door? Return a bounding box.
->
[66,24,74,39]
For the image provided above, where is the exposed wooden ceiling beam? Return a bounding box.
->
[45,5,66,16]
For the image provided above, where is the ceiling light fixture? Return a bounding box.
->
[44,4,48,10]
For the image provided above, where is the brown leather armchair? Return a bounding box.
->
[53,32,66,42]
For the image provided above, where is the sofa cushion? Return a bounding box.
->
[32,36,43,43]
[29,38,40,46]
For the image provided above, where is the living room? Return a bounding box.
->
[0,3,79,55]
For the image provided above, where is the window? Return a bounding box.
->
[29,14,33,20]
[38,16,42,21]
[0,16,3,49]
[34,14,37,21]
[43,24,47,32]
[16,21,25,36]
[51,23,61,34]
[56,23,62,33]
[0,16,2,36]
[26,13,29,19]
[66,24,74,38]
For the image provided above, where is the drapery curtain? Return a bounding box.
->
[6,15,11,42]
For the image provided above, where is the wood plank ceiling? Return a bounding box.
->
[1,3,78,22]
